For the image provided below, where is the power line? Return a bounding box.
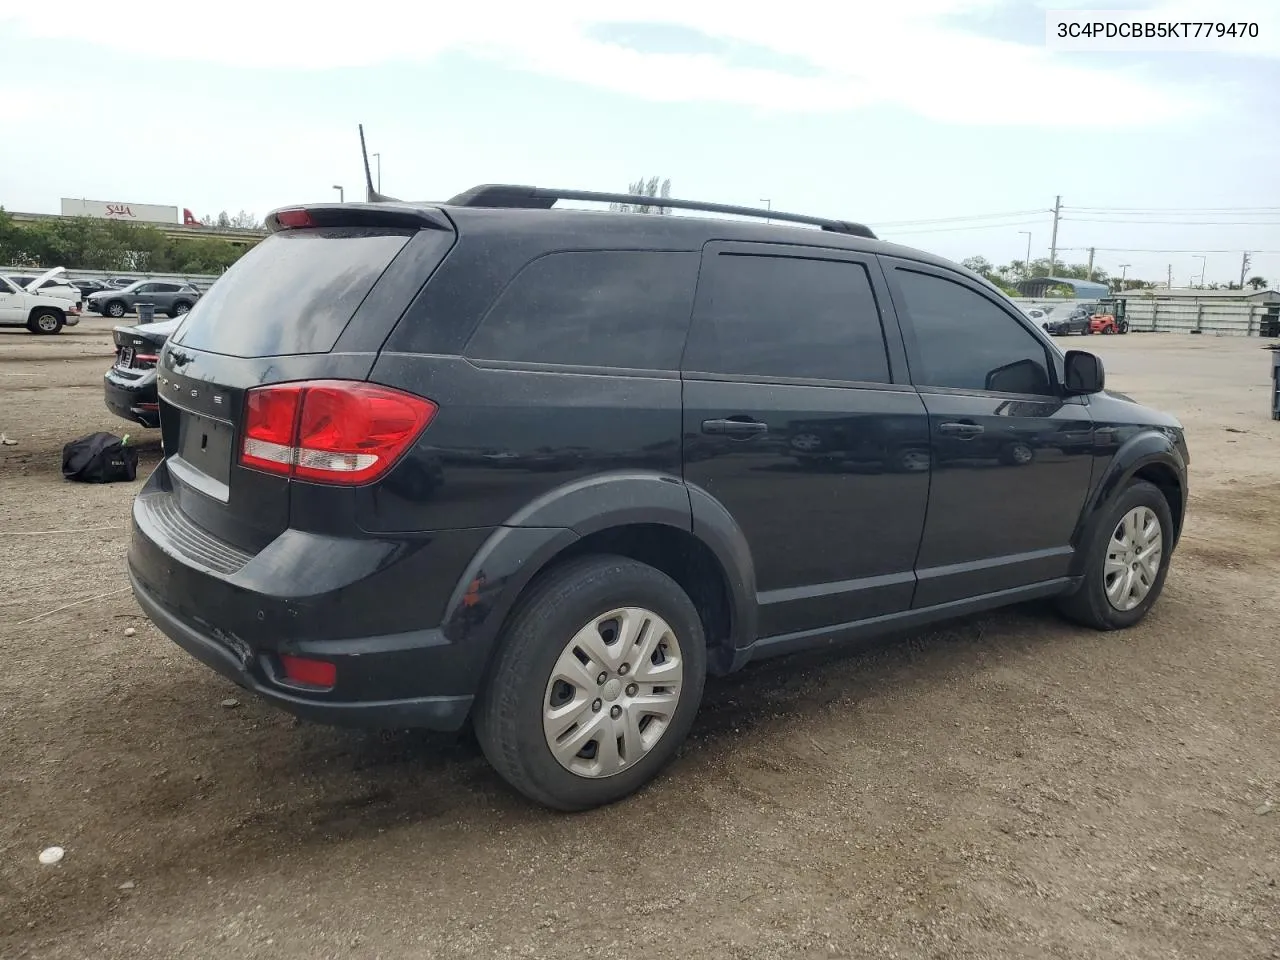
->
[878,218,1047,236]
[869,209,1048,227]
[1062,217,1280,226]
[1064,205,1280,213]
[1058,246,1280,254]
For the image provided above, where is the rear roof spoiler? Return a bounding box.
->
[264,203,451,233]
[445,184,878,239]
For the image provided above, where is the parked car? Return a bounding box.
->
[104,316,181,428]
[104,277,137,289]
[88,280,201,319]
[69,278,112,298]
[127,189,1189,811]
[1042,302,1100,336]
[4,268,84,307]
[0,269,82,334]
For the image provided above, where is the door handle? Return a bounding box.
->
[702,417,768,437]
[938,420,984,437]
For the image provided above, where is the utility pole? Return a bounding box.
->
[1167,264,1173,289]
[1086,247,1095,281]
[1119,264,1130,290]
[1018,230,1032,277]
[1048,195,1062,276]
[1240,251,1252,288]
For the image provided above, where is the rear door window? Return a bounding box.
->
[464,251,699,370]
[172,228,412,357]
[683,252,891,383]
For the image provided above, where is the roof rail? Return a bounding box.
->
[445,184,877,239]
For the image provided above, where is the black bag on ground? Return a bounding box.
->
[61,432,138,483]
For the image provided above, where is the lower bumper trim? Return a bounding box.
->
[129,569,474,731]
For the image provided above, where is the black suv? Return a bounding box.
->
[127,187,1189,811]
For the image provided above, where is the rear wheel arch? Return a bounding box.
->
[441,474,757,699]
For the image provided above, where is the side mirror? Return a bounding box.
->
[1063,350,1105,394]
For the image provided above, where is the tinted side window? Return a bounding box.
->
[683,253,890,383]
[894,269,1053,396]
[465,251,698,370]
[156,283,181,293]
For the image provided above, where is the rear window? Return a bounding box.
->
[172,228,410,357]
[464,251,699,370]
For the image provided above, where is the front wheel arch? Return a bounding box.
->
[1071,438,1186,573]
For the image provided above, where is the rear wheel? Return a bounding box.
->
[170,301,192,317]
[475,555,707,811]
[1057,479,1173,630]
[27,310,64,335]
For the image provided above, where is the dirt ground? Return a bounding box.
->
[2,320,1278,960]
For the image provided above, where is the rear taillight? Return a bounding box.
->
[240,380,436,485]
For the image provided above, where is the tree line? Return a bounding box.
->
[0,208,259,275]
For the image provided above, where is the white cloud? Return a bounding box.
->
[0,0,1252,125]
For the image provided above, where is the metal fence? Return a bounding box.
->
[2,266,222,293]
[1014,297,1277,336]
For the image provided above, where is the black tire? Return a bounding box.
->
[27,309,64,335]
[171,301,192,317]
[474,554,707,811]
[106,300,127,318]
[1057,479,1174,630]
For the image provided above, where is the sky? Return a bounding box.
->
[1,0,1278,287]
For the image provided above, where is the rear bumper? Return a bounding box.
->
[104,367,160,428]
[130,568,473,730]
[127,465,494,731]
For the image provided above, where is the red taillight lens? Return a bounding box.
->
[240,381,436,485]
[242,384,303,475]
[275,208,314,228]
[279,654,336,690]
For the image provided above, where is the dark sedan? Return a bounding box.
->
[104,317,181,428]
[1041,302,1100,336]
[88,281,201,319]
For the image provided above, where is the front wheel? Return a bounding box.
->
[475,555,707,811]
[27,310,64,335]
[1057,479,1174,630]
[106,300,127,319]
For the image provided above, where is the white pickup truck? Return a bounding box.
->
[0,267,82,334]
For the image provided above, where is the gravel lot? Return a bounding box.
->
[2,320,1278,960]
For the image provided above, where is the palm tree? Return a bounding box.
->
[1246,275,1268,290]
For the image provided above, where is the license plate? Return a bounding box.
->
[177,413,234,486]
[117,347,134,368]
